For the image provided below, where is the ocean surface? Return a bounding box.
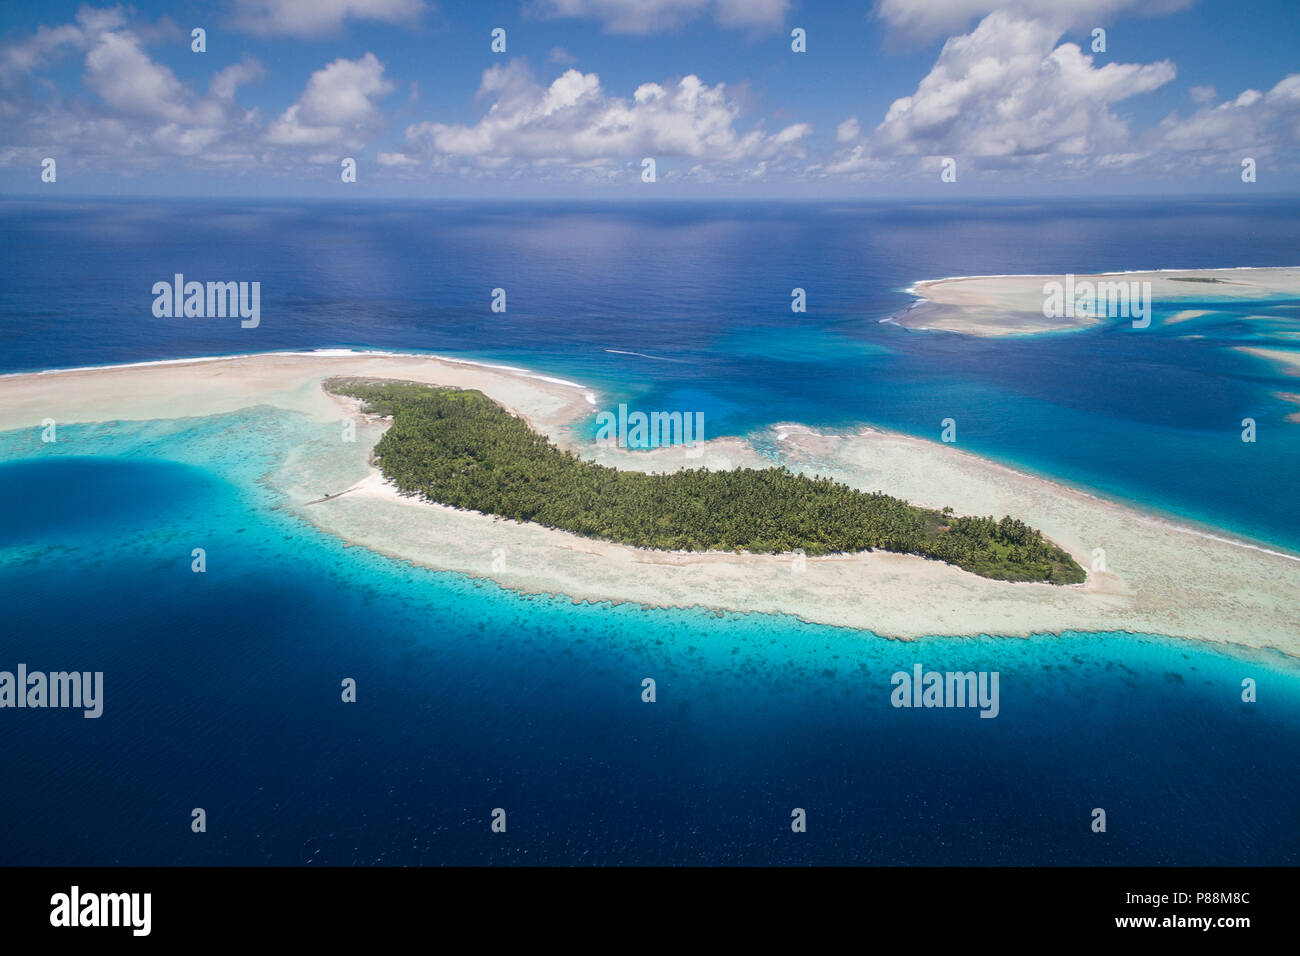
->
[2,198,1299,865]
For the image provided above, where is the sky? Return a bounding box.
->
[0,0,1297,198]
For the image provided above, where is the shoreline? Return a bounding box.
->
[2,350,1299,657]
[895,266,1300,337]
[0,347,600,400]
[302,468,1300,673]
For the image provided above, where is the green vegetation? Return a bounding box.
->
[327,378,1087,585]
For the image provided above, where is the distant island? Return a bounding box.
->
[327,378,1086,585]
[896,267,1300,336]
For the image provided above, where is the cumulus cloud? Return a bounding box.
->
[84,31,194,123]
[818,10,1300,184]
[1154,74,1300,164]
[0,7,806,184]
[0,9,257,161]
[400,60,810,170]
[232,0,428,38]
[0,6,395,174]
[3,0,1293,190]
[818,143,890,177]
[210,58,266,101]
[0,6,125,82]
[837,12,1174,169]
[267,52,395,148]
[531,0,788,35]
[873,0,1193,40]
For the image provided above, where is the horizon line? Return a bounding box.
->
[6,191,1300,204]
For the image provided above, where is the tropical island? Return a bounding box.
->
[2,350,1299,649]
[326,378,1086,585]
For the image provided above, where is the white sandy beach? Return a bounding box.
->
[897,266,1300,336]
[2,349,1299,658]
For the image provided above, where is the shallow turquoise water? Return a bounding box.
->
[0,412,1296,865]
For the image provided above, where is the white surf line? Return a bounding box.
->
[1132,518,1300,564]
[0,354,243,378]
[604,348,689,363]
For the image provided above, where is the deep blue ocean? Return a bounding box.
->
[1,198,1298,865]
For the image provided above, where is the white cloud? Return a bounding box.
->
[232,0,428,38]
[4,1,1293,190]
[835,116,861,143]
[210,58,266,101]
[532,0,788,35]
[0,6,126,81]
[1,23,86,78]
[873,0,1193,40]
[0,6,256,161]
[1155,74,1300,160]
[267,52,395,148]
[150,123,225,156]
[817,10,1300,184]
[868,12,1174,159]
[0,7,392,172]
[713,0,789,31]
[817,143,890,177]
[403,61,809,169]
[80,27,244,133]
[82,32,180,122]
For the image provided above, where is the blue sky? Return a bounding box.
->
[1,0,1297,197]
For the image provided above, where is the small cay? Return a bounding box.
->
[327,377,1087,585]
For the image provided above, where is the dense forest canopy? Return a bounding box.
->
[327,378,1087,585]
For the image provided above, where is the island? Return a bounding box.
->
[894,267,1300,337]
[2,349,1299,653]
[326,378,1086,584]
